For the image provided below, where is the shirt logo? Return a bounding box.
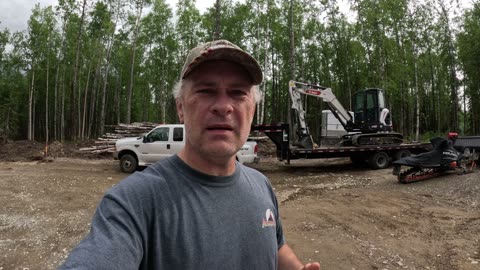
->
[262,209,276,228]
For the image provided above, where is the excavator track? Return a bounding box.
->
[348,132,404,146]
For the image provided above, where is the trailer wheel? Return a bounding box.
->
[394,149,411,161]
[368,152,390,169]
[120,154,138,173]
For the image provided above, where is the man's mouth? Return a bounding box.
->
[206,125,234,131]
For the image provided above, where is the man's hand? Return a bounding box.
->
[301,262,320,270]
[278,244,320,270]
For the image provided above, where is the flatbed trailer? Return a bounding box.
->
[252,123,432,169]
[453,135,480,153]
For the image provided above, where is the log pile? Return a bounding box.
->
[79,122,159,154]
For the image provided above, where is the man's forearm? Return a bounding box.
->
[278,244,304,270]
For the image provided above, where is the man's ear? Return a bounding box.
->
[176,99,184,123]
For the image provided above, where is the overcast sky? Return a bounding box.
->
[0,0,219,32]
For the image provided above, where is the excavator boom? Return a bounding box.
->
[289,81,354,132]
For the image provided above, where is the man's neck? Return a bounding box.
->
[177,149,236,176]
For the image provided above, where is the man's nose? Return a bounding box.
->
[211,93,234,115]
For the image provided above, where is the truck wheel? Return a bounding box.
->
[120,154,138,173]
[394,149,411,161]
[368,152,390,169]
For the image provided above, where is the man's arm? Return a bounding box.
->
[278,244,320,270]
[59,190,145,269]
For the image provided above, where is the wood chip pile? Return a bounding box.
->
[79,122,159,154]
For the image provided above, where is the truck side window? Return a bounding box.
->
[148,127,169,142]
[173,127,183,142]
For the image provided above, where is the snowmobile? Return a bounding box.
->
[392,136,478,183]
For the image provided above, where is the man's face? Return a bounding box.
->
[176,60,256,161]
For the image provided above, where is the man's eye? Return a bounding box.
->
[232,90,248,96]
[197,89,213,94]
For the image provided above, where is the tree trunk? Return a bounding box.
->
[45,52,50,157]
[72,0,88,140]
[98,47,110,136]
[32,79,37,141]
[260,29,268,124]
[60,67,66,142]
[5,108,10,142]
[53,64,59,141]
[288,0,295,137]
[28,68,35,141]
[88,62,101,139]
[100,6,119,135]
[81,65,91,140]
[57,12,68,142]
[126,0,144,124]
[142,85,147,121]
[463,77,466,133]
[116,76,121,124]
[213,0,221,39]
[289,0,295,80]
[414,51,420,142]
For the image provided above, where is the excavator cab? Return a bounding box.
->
[353,88,392,133]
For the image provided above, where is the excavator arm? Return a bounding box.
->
[288,80,355,133]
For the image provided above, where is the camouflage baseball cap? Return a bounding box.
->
[180,39,263,85]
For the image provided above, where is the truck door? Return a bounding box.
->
[139,126,174,164]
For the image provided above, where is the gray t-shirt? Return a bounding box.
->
[59,155,284,269]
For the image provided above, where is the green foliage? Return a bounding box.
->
[0,0,477,141]
[0,29,28,139]
[458,2,480,135]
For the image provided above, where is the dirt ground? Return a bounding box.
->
[0,141,479,270]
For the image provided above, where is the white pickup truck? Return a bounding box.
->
[114,124,260,173]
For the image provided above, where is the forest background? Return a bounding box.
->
[0,0,479,145]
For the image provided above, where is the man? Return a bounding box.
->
[59,40,320,270]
